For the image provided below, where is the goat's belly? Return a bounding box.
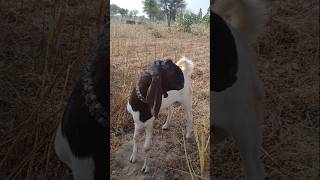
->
[161,90,181,109]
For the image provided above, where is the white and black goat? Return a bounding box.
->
[54,25,108,180]
[127,57,194,173]
[211,0,268,179]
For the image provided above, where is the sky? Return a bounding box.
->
[110,0,209,16]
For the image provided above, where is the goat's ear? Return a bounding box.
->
[146,75,162,118]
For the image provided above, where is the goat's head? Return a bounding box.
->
[144,59,184,118]
[161,59,184,91]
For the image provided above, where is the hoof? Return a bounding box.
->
[141,164,150,174]
[129,154,136,163]
[162,125,169,130]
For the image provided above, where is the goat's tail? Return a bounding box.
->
[213,0,269,41]
[176,56,194,77]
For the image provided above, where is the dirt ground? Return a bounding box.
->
[110,22,210,179]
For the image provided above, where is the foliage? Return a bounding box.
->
[175,8,210,33]
[175,12,192,32]
[160,0,186,27]
[198,8,202,21]
[142,0,161,21]
[132,10,139,20]
[128,11,134,19]
[111,4,121,16]
[118,8,129,21]
[202,8,210,27]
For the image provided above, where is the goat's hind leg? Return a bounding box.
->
[182,98,193,140]
[162,106,173,130]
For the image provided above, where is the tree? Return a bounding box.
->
[197,8,202,22]
[118,8,129,21]
[202,7,210,26]
[132,10,139,21]
[110,4,121,16]
[128,10,134,19]
[175,11,192,32]
[160,0,186,27]
[155,10,166,21]
[142,0,161,21]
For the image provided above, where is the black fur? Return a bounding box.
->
[211,12,238,92]
[129,59,184,122]
[61,25,108,179]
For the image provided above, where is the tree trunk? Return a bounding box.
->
[167,14,171,27]
[171,11,176,22]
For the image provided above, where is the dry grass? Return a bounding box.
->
[0,0,105,179]
[110,21,210,179]
[212,0,319,179]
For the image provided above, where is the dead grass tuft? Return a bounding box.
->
[151,29,163,38]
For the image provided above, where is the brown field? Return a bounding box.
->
[110,21,210,179]
[212,0,319,179]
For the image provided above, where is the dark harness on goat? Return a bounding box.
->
[81,25,108,127]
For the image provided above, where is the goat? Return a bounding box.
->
[211,0,268,179]
[54,25,108,180]
[127,57,194,173]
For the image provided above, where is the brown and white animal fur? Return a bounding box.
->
[212,0,268,179]
[54,25,108,180]
[127,57,194,173]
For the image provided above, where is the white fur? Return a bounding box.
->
[213,0,268,179]
[127,58,193,173]
[54,125,95,180]
[176,56,194,76]
[212,34,265,180]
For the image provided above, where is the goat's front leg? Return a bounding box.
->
[130,122,142,163]
[162,106,173,130]
[183,98,193,140]
[142,117,154,173]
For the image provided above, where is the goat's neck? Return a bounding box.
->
[93,55,108,108]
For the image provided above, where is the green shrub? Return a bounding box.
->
[176,13,193,33]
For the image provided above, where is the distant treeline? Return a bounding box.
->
[111,0,210,31]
